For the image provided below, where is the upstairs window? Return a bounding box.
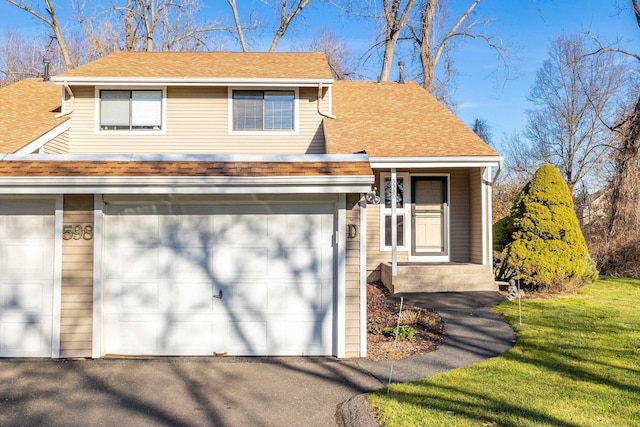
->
[233,90,294,131]
[100,90,162,130]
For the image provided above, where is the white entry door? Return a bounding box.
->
[412,177,447,257]
[104,203,335,356]
[0,199,55,357]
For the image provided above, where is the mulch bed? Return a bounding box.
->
[366,281,445,361]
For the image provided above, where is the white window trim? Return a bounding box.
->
[407,173,451,263]
[94,86,167,135]
[379,172,409,252]
[227,87,300,136]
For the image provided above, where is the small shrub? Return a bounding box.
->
[397,309,420,326]
[380,325,416,341]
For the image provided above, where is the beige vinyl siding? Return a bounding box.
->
[67,86,325,154]
[60,194,94,358]
[42,129,70,154]
[345,194,361,358]
[469,168,483,264]
[449,169,470,262]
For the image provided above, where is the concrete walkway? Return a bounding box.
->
[340,291,516,426]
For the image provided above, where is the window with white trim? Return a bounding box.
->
[100,90,162,131]
[232,90,295,131]
[380,173,408,250]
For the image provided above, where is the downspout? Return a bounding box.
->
[55,81,75,119]
[491,159,503,186]
[317,83,336,119]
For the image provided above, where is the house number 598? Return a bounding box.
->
[63,225,94,240]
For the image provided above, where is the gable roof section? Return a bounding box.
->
[0,79,68,153]
[55,52,333,82]
[324,80,499,158]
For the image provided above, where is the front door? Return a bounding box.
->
[411,177,447,258]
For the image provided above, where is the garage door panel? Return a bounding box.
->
[119,281,161,311]
[105,203,335,356]
[173,281,214,311]
[0,317,50,356]
[166,321,213,353]
[230,321,267,355]
[107,246,163,280]
[107,317,158,355]
[223,282,268,311]
[160,215,213,246]
[171,247,214,282]
[1,282,46,311]
[0,199,55,357]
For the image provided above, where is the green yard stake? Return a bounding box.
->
[387,296,404,392]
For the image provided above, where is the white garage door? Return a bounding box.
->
[0,199,55,357]
[104,203,335,356]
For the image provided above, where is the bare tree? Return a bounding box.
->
[378,0,416,81]
[525,35,629,192]
[0,30,54,86]
[307,29,355,79]
[6,0,74,69]
[227,0,248,52]
[410,0,509,104]
[77,0,225,53]
[586,0,640,238]
[226,0,312,52]
[471,117,492,145]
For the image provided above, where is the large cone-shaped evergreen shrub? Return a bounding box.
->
[502,164,594,289]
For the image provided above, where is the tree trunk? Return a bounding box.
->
[609,95,640,237]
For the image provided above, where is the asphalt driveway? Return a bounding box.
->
[0,357,382,427]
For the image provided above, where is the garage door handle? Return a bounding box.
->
[213,290,223,299]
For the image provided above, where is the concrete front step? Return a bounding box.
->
[381,262,498,293]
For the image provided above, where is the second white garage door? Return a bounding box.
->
[104,202,335,356]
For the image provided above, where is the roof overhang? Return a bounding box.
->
[369,156,504,169]
[0,154,373,195]
[51,77,335,88]
[14,120,71,155]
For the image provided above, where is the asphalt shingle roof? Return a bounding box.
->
[324,80,499,158]
[0,79,67,153]
[56,52,333,80]
[0,160,373,177]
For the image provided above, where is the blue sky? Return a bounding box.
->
[1,0,638,145]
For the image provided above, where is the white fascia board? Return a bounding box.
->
[1,153,369,163]
[14,121,71,155]
[370,156,504,169]
[51,77,334,88]
[0,176,373,195]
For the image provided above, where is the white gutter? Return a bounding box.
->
[370,156,504,169]
[317,82,336,119]
[1,153,367,163]
[0,176,373,195]
[51,77,334,88]
[491,159,504,186]
[55,82,75,118]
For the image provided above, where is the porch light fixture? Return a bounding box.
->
[365,188,380,204]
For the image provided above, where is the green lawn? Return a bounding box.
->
[369,277,640,426]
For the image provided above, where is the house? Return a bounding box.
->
[0,52,502,359]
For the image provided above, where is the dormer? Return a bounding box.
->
[51,52,335,155]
